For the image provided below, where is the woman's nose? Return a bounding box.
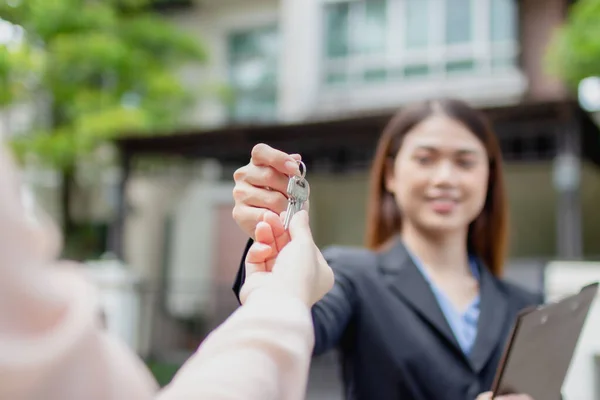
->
[430,161,457,186]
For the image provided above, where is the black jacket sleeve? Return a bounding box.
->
[231,238,254,303]
[231,242,368,356]
[311,246,362,355]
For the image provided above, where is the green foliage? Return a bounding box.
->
[545,0,600,90]
[0,42,44,106]
[146,360,181,387]
[0,0,208,169]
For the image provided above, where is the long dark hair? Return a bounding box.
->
[365,98,508,276]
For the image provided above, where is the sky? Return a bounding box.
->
[0,18,22,45]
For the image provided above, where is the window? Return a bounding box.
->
[490,0,519,70]
[324,0,387,85]
[227,26,278,123]
[322,0,519,87]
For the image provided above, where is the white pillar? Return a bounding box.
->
[278,0,322,122]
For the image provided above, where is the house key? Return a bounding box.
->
[283,161,309,230]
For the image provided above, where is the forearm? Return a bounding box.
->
[157,289,314,400]
[0,263,158,400]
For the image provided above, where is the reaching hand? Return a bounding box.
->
[241,210,333,307]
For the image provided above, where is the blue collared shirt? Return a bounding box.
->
[407,251,481,356]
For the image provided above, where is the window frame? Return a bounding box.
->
[226,24,279,123]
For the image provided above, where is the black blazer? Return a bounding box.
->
[232,237,545,400]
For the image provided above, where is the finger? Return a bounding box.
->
[246,241,272,264]
[245,260,262,276]
[251,143,300,176]
[231,204,268,237]
[264,210,286,238]
[245,242,272,276]
[279,210,286,224]
[288,210,312,241]
[234,183,289,214]
[476,393,492,400]
[254,220,276,246]
[254,219,280,273]
[264,210,290,253]
[244,165,290,194]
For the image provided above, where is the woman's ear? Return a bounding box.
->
[384,159,396,194]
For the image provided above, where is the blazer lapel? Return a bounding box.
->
[377,237,464,357]
[468,262,509,373]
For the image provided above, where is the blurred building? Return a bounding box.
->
[105,0,600,397]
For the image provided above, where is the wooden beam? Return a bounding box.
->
[113,100,589,168]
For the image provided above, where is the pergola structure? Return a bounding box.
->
[111,99,600,259]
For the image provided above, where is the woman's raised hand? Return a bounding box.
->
[232,143,304,239]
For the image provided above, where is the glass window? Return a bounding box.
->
[445,0,472,44]
[228,26,278,122]
[321,0,519,88]
[405,0,429,49]
[356,0,387,54]
[325,0,387,57]
[445,59,475,74]
[491,0,517,42]
[490,0,518,70]
[323,0,387,85]
[325,2,350,58]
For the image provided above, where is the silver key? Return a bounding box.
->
[283,178,297,229]
[293,177,309,211]
[283,162,309,230]
[283,176,309,230]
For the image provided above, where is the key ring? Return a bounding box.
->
[297,160,306,180]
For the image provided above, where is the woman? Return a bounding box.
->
[0,142,333,400]
[231,98,543,400]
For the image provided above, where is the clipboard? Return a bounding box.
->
[491,282,598,399]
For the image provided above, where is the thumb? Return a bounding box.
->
[288,210,312,241]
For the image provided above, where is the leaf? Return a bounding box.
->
[2,0,209,172]
[73,106,151,145]
[545,0,600,90]
[118,14,208,64]
[10,128,79,169]
[0,42,44,105]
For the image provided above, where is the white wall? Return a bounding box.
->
[277,0,322,122]
[164,180,234,319]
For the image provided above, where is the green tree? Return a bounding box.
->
[545,0,600,90]
[0,0,207,242]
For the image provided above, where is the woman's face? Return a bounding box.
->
[386,114,489,235]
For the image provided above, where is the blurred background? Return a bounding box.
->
[1,0,600,398]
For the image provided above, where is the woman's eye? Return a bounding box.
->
[415,156,432,165]
[457,159,475,168]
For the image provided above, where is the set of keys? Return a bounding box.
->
[283,160,309,230]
